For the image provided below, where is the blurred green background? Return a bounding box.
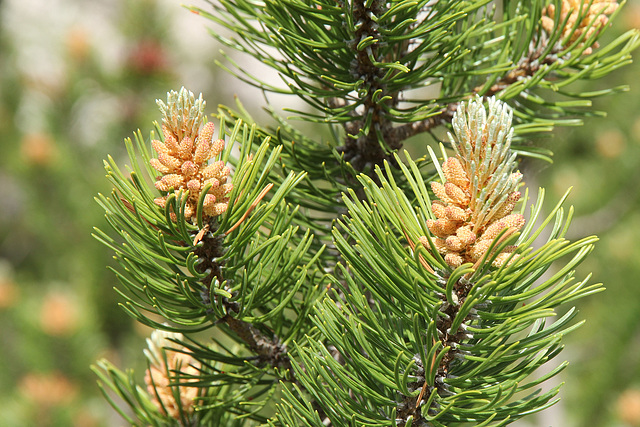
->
[1,0,639,426]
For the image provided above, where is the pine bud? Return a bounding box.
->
[151,139,169,156]
[155,174,184,192]
[446,205,469,222]
[445,235,464,252]
[456,225,476,246]
[445,252,463,268]
[150,158,170,174]
[479,214,525,243]
[442,157,469,188]
[431,201,447,219]
[444,183,470,206]
[177,136,194,159]
[157,152,182,170]
[431,182,452,205]
[181,161,198,178]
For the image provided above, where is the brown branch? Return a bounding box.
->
[192,218,330,423]
[224,315,291,366]
[387,104,458,144]
[386,40,558,148]
[397,272,475,426]
[338,0,398,172]
[473,38,561,98]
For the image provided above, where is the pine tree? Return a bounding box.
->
[92,1,640,426]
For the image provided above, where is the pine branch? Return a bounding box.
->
[93,2,640,425]
[94,88,338,424]
[386,104,457,145]
[194,0,639,173]
[275,97,603,427]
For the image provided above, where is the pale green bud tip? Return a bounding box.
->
[156,86,206,141]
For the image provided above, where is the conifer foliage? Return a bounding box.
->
[93,1,639,426]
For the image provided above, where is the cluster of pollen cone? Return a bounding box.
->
[150,88,232,222]
[144,330,200,418]
[420,97,525,269]
[541,0,618,55]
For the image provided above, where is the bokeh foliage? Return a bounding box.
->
[2,0,640,426]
